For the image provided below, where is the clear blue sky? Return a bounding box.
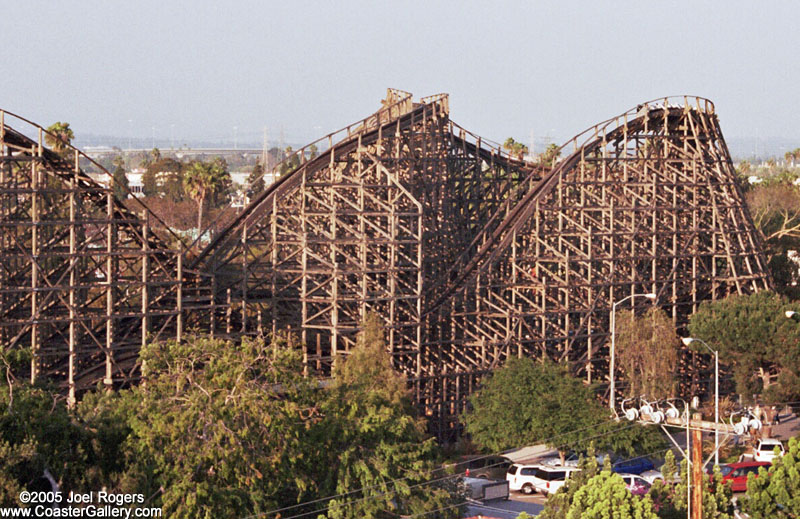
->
[2,0,797,148]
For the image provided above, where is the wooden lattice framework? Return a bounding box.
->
[0,92,772,440]
[0,111,182,403]
[186,90,537,380]
[420,97,772,436]
[190,93,771,439]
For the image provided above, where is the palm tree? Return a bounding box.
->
[503,137,528,160]
[111,155,129,201]
[183,160,230,231]
[45,122,75,157]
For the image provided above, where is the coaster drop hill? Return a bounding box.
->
[0,91,770,439]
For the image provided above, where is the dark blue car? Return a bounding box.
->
[612,456,656,475]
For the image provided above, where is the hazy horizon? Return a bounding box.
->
[3,1,799,154]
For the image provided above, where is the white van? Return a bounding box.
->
[754,438,785,462]
[506,464,580,495]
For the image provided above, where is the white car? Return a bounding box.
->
[639,469,664,485]
[618,473,652,495]
[753,438,785,462]
[506,464,580,495]
[539,452,609,467]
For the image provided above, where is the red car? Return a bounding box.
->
[712,462,771,492]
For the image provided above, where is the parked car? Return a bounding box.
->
[456,455,514,480]
[506,464,580,495]
[612,456,656,475]
[709,462,771,492]
[753,439,785,463]
[538,451,655,475]
[618,473,652,495]
[539,452,582,467]
[460,476,510,500]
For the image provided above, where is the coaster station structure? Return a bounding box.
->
[0,91,771,439]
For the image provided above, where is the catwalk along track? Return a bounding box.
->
[1,91,771,439]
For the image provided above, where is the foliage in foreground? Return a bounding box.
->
[542,449,733,519]
[322,313,463,518]
[614,307,680,399]
[0,317,459,518]
[463,357,664,462]
[647,451,732,519]
[688,290,800,403]
[566,467,658,519]
[744,435,800,518]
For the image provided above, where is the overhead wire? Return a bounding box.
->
[244,419,644,519]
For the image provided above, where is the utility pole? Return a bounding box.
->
[621,401,763,519]
[692,413,704,519]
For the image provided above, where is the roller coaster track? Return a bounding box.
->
[0,110,181,402]
[0,92,771,440]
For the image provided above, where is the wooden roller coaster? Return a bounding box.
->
[0,90,771,439]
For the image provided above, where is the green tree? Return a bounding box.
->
[0,379,96,504]
[539,446,601,519]
[141,167,159,197]
[111,155,129,201]
[746,181,800,297]
[503,137,529,160]
[144,157,184,201]
[615,307,680,399]
[566,466,658,519]
[744,435,800,518]
[463,358,662,463]
[183,159,231,230]
[540,143,561,168]
[688,291,800,402]
[278,147,300,177]
[119,336,320,519]
[45,121,75,157]
[321,313,462,519]
[246,162,265,202]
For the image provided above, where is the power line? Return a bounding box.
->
[244,419,642,519]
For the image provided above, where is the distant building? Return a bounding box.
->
[231,169,280,207]
[128,168,145,197]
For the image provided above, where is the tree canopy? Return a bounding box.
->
[0,318,461,518]
[614,307,680,399]
[111,155,129,201]
[566,467,657,519]
[246,162,266,202]
[503,137,529,160]
[463,358,663,461]
[183,158,231,230]
[117,336,320,519]
[744,435,800,518]
[45,122,74,157]
[688,291,800,402]
[321,313,462,519]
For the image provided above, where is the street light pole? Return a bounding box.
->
[610,292,656,413]
[683,337,719,467]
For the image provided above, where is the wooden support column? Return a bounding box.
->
[105,192,115,387]
[226,288,232,335]
[176,253,183,344]
[67,153,78,408]
[30,132,42,384]
[141,211,149,351]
